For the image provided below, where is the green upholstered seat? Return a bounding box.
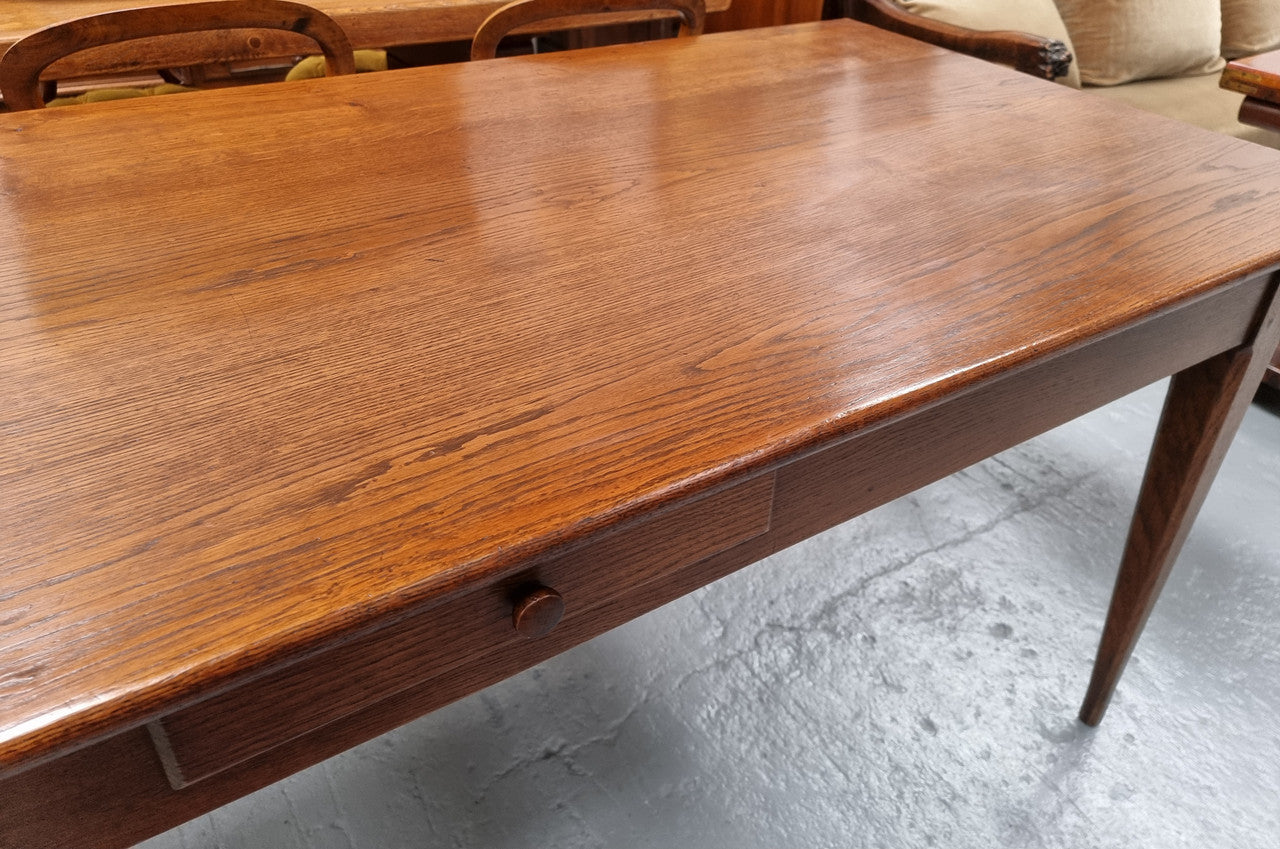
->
[41,47,386,108]
[286,49,387,81]
[46,83,194,107]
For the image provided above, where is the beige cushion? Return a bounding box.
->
[1055,0,1223,85]
[898,0,1081,87]
[1089,70,1280,150]
[1221,0,1280,58]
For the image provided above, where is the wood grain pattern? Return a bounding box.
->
[703,0,821,34]
[3,19,1280,845]
[470,0,705,60]
[1078,278,1280,725]
[149,473,773,787]
[0,0,733,80]
[0,0,356,110]
[1,270,1274,849]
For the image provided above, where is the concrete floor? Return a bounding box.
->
[141,381,1280,849]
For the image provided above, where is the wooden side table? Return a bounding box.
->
[703,0,822,33]
[1221,49,1280,390]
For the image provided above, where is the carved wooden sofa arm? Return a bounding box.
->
[841,0,1072,82]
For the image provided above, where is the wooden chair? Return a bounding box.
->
[0,0,356,111]
[470,0,706,61]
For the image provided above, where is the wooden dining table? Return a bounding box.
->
[2,19,1279,849]
[0,0,733,80]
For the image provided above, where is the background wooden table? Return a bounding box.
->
[1,20,1279,848]
[0,0,733,79]
[1220,48,1280,389]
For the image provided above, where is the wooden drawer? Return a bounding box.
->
[148,472,775,788]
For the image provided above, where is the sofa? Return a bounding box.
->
[844,0,1280,390]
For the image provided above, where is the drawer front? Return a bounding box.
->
[150,472,775,788]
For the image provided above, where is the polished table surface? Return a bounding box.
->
[2,19,1280,848]
[0,0,733,78]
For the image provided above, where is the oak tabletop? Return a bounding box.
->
[3,20,1280,776]
[0,0,732,54]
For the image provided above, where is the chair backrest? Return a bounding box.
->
[0,0,356,111]
[470,0,706,61]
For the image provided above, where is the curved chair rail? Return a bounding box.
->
[0,0,356,110]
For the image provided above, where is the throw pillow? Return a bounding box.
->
[1221,0,1280,58]
[1054,0,1223,85]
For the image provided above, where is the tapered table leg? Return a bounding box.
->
[1080,276,1280,726]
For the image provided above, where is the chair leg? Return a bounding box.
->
[1079,278,1280,726]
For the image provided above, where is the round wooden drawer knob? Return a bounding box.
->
[512,586,564,638]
